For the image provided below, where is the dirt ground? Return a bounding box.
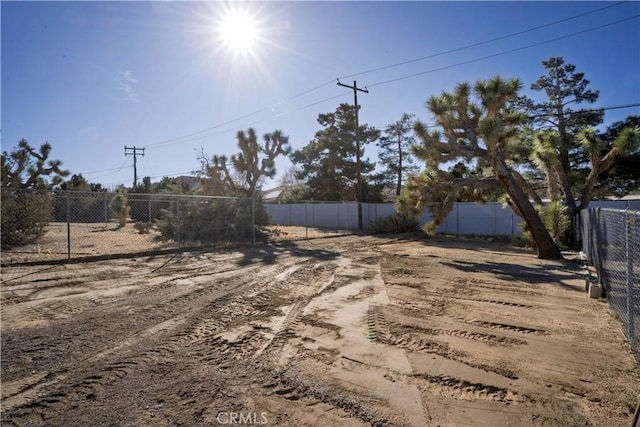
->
[1,232,639,426]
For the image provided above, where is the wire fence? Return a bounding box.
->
[1,189,256,265]
[581,208,640,363]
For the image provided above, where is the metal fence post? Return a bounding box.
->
[626,210,634,340]
[66,194,71,260]
[148,198,152,223]
[252,198,256,246]
[176,197,181,248]
[104,196,109,227]
[305,202,308,239]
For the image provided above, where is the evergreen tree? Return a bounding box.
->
[591,116,640,198]
[518,57,604,209]
[377,113,419,196]
[290,103,380,201]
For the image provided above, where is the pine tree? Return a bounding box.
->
[290,103,380,201]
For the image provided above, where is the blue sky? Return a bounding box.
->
[2,1,639,190]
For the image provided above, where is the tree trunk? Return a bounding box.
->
[494,157,563,259]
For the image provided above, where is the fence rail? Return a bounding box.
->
[1,189,256,265]
[581,208,640,363]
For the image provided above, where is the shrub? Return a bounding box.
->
[109,192,130,227]
[368,213,420,234]
[537,201,570,245]
[516,201,570,249]
[134,222,152,234]
[156,196,256,244]
[52,191,108,223]
[128,194,172,223]
[1,189,53,248]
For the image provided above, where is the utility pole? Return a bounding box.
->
[124,146,145,188]
[337,79,369,230]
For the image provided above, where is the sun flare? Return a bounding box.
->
[218,9,260,55]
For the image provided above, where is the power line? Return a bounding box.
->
[146,92,353,151]
[338,1,629,81]
[81,7,637,189]
[527,103,640,120]
[367,15,640,89]
[77,165,131,175]
[104,103,639,185]
[142,3,631,150]
[145,79,336,149]
[83,158,132,180]
[148,14,638,152]
[146,169,196,180]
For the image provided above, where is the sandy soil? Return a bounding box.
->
[1,233,639,426]
[1,222,174,265]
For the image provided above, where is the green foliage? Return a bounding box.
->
[367,213,419,235]
[1,140,69,248]
[377,113,419,197]
[511,233,534,249]
[109,192,130,227]
[1,139,70,189]
[594,116,640,197]
[156,197,256,244]
[290,103,381,201]
[409,75,562,259]
[54,174,108,223]
[515,201,570,248]
[134,222,152,234]
[200,128,290,197]
[537,201,570,245]
[59,173,104,192]
[53,191,108,223]
[1,190,53,248]
[128,194,172,223]
[517,57,604,210]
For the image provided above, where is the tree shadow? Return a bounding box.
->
[439,258,584,292]
[235,240,340,267]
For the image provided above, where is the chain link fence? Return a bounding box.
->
[581,208,640,363]
[1,189,256,265]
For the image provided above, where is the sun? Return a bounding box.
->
[218,8,261,56]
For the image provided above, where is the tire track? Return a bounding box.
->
[367,307,520,380]
[412,373,522,403]
[2,256,337,423]
[458,319,548,335]
[450,277,540,295]
[1,262,288,419]
[262,366,393,427]
[389,322,527,347]
[419,290,534,308]
[255,299,307,360]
